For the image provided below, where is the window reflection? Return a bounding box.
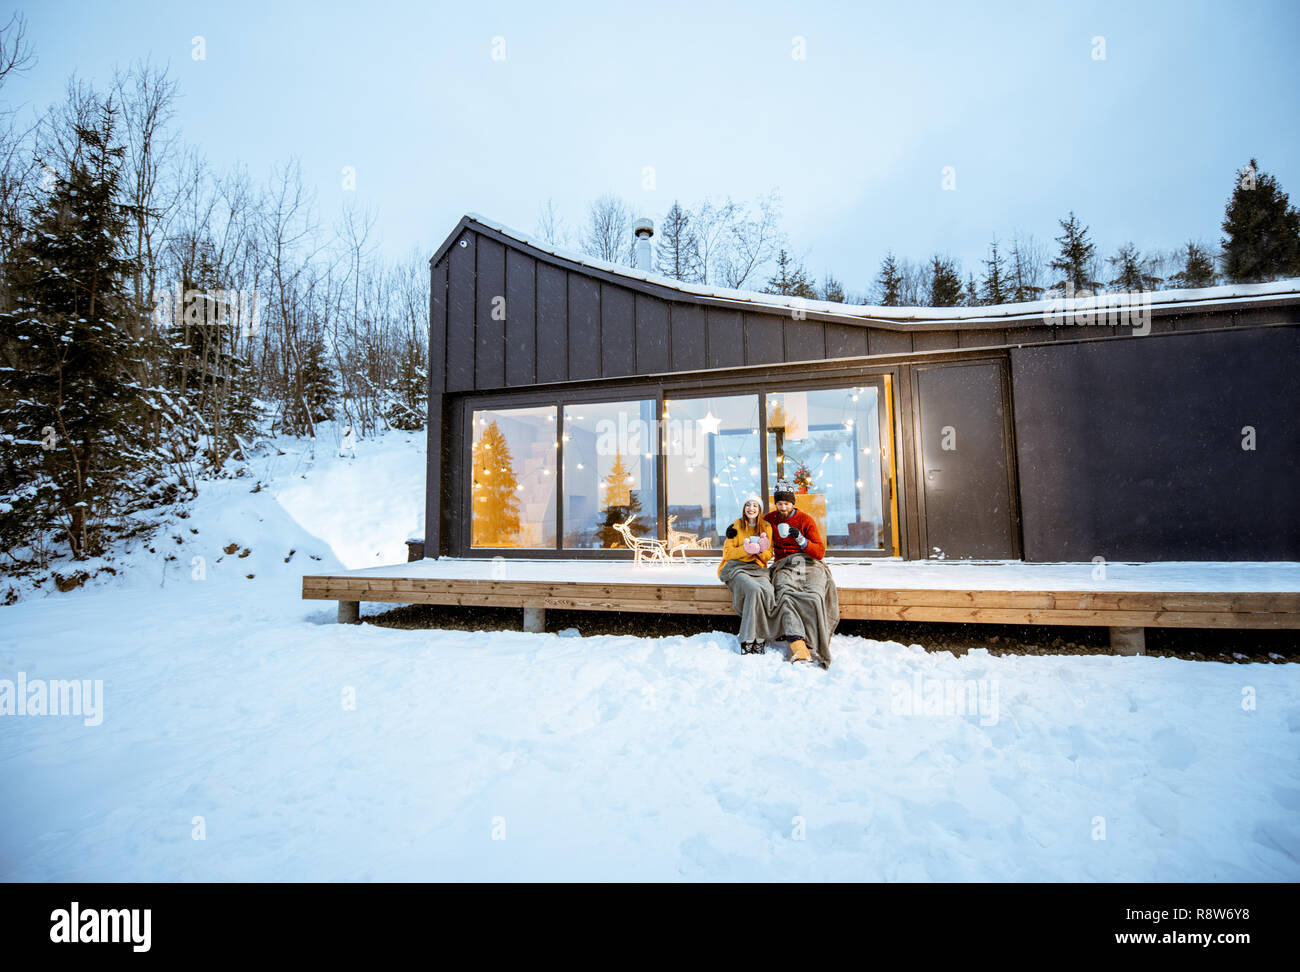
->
[562,400,658,549]
[470,405,557,548]
[664,395,762,548]
[767,387,886,550]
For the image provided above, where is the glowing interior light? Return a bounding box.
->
[576,463,584,470]
[856,480,864,488]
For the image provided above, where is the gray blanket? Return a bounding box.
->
[770,554,840,668]
[719,558,779,644]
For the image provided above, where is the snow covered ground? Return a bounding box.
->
[2,426,1298,881]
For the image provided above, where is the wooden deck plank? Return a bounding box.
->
[301,574,1300,629]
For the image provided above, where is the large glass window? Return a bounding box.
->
[664,395,763,549]
[470,405,557,548]
[562,399,658,549]
[767,387,887,550]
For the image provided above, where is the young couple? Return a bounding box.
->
[716,484,840,669]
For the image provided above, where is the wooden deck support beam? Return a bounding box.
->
[1108,626,1145,655]
[338,600,360,624]
[523,606,546,633]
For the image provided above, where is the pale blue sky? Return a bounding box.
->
[9,0,1300,294]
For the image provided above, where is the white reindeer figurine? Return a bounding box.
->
[666,514,700,563]
[612,513,671,566]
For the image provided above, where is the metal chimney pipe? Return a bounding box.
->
[633,217,654,272]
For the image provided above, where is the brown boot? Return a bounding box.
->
[788,638,811,663]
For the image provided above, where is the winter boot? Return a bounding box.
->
[787,637,812,663]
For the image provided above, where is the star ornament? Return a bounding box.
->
[696,411,722,436]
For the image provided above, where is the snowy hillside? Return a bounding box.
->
[2,426,1298,881]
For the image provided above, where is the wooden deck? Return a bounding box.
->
[302,564,1300,654]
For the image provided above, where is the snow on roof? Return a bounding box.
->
[462,212,1300,326]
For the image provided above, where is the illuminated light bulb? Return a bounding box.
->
[576,463,584,470]
[856,480,864,488]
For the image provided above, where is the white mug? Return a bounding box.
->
[777,522,790,538]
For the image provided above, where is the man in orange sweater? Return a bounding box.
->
[764,483,839,668]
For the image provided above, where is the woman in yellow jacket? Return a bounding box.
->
[718,495,777,654]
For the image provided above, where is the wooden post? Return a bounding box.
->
[338,600,360,624]
[523,606,546,633]
[1109,626,1145,655]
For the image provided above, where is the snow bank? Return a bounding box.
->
[2,424,1297,881]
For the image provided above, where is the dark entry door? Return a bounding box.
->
[914,361,1018,559]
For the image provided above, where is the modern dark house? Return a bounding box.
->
[420,214,1300,564]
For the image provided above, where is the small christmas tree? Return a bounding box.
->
[792,462,813,493]
[597,452,648,547]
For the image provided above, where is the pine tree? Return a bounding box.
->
[1170,241,1218,289]
[874,252,903,306]
[0,98,161,559]
[594,452,649,547]
[821,274,846,303]
[963,274,980,307]
[280,340,336,435]
[1221,159,1300,283]
[382,353,427,431]
[1008,236,1044,302]
[654,201,703,282]
[980,237,1010,305]
[763,248,818,298]
[1108,243,1162,292]
[927,255,963,306]
[471,420,521,546]
[1050,212,1100,293]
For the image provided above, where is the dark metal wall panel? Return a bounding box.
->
[568,274,601,381]
[504,248,536,387]
[1011,326,1300,561]
[869,330,912,356]
[896,365,923,561]
[744,313,784,365]
[429,258,448,394]
[535,262,568,384]
[826,323,869,360]
[445,235,476,392]
[784,318,826,362]
[707,309,744,370]
[914,360,1017,559]
[959,328,1005,348]
[424,392,445,556]
[913,330,956,353]
[600,283,636,378]
[671,303,706,372]
[474,236,506,389]
[444,395,466,556]
[635,294,671,374]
